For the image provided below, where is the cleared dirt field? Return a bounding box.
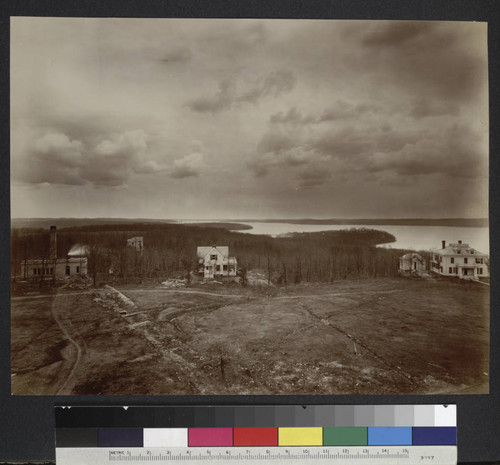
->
[11,277,489,395]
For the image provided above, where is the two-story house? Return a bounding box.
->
[197,246,237,278]
[431,240,489,279]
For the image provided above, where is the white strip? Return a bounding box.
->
[434,405,456,427]
[143,428,188,447]
[56,446,457,465]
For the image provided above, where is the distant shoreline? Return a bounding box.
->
[11,217,489,230]
[222,218,489,228]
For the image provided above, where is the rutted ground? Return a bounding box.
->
[11,277,489,395]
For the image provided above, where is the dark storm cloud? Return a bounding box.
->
[189,70,296,113]
[257,130,299,154]
[13,127,169,187]
[362,21,436,47]
[358,21,486,106]
[367,124,487,179]
[270,101,382,128]
[249,128,312,176]
[11,18,488,219]
[12,132,86,186]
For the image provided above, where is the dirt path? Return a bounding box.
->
[11,291,92,301]
[11,278,489,395]
[51,292,83,395]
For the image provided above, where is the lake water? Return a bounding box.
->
[233,222,490,253]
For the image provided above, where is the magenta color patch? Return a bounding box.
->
[188,428,233,447]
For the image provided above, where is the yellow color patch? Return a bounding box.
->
[278,427,323,446]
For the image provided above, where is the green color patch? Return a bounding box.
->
[323,427,368,446]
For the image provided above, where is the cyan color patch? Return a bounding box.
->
[368,427,412,445]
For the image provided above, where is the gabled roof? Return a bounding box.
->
[197,246,229,259]
[400,253,424,260]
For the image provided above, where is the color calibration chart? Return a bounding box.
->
[55,405,457,465]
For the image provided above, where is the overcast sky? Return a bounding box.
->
[11,18,488,219]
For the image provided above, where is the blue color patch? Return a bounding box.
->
[368,427,412,445]
[412,427,457,445]
[98,428,143,447]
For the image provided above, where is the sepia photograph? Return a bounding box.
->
[10,18,489,395]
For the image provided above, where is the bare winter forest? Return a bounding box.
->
[11,223,407,286]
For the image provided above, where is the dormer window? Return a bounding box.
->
[210,254,217,260]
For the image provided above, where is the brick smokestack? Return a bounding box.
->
[50,226,57,260]
[442,240,446,249]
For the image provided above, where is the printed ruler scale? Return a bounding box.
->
[55,405,457,465]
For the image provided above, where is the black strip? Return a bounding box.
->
[55,428,98,447]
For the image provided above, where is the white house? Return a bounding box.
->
[431,240,489,279]
[197,246,237,278]
[399,252,426,273]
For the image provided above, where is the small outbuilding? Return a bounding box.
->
[399,252,426,273]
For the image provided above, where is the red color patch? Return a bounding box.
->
[233,428,278,446]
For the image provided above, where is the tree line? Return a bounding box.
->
[11,223,410,285]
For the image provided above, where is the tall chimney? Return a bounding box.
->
[442,240,446,249]
[50,226,57,261]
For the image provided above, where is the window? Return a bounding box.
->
[66,266,70,276]
[223,265,228,271]
[449,267,452,274]
[464,258,468,264]
[457,250,461,254]
[451,257,454,264]
[217,265,221,272]
[210,254,217,261]
[478,268,483,275]
[76,266,80,273]
[440,267,443,273]
[33,269,37,275]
